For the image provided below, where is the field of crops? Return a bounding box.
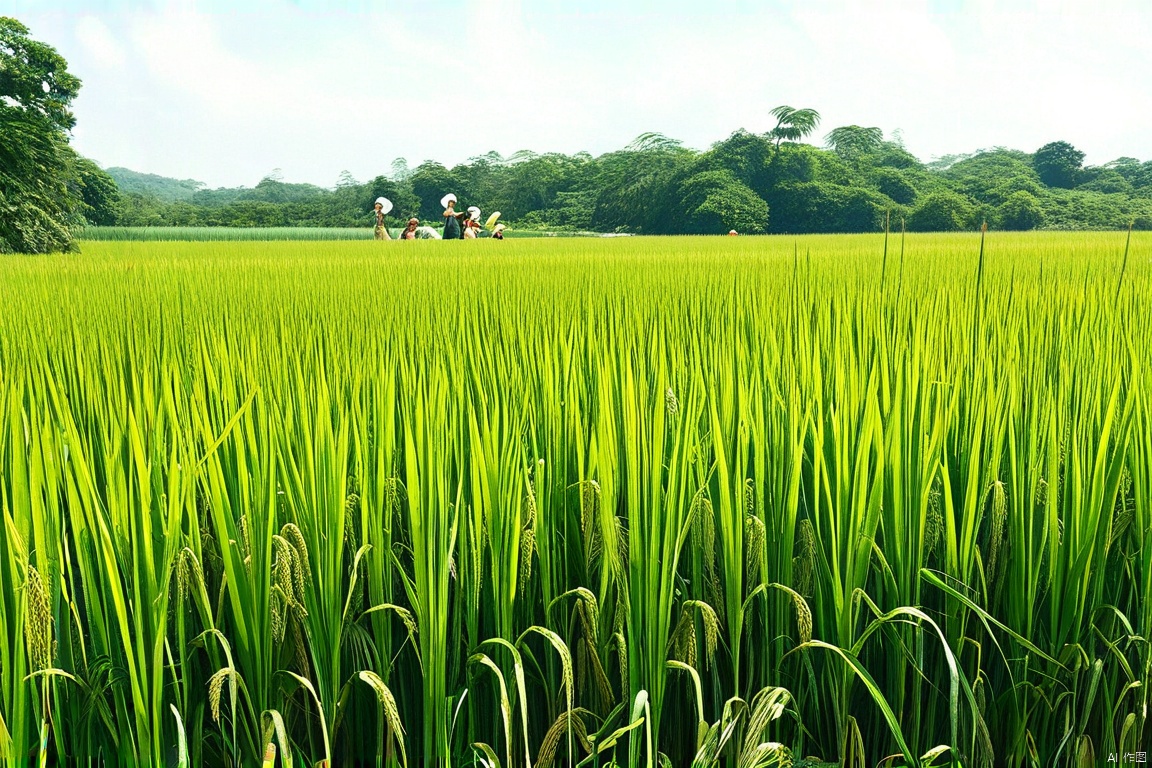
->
[0,232,1148,767]
[80,226,595,241]
[80,226,383,241]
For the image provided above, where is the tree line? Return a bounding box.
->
[110,131,1152,238]
[4,15,1152,254]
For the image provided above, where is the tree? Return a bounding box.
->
[676,170,768,234]
[106,167,205,201]
[451,155,506,210]
[0,17,79,130]
[1039,188,1133,230]
[0,16,84,253]
[1075,167,1132,195]
[824,125,884,159]
[1033,141,1085,188]
[703,130,775,194]
[367,176,420,221]
[871,141,922,170]
[390,157,412,181]
[759,142,820,188]
[1102,157,1152,190]
[624,132,685,153]
[504,154,583,217]
[244,178,330,205]
[408,162,459,221]
[71,155,123,225]
[945,149,1042,205]
[869,167,917,205]
[769,181,892,233]
[766,105,821,150]
[997,190,1045,230]
[590,143,694,233]
[906,190,976,231]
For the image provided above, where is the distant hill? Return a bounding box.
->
[106,167,335,206]
[106,167,206,202]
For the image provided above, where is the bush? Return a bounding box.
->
[870,167,917,206]
[907,190,977,232]
[1040,189,1133,230]
[676,170,769,234]
[997,191,1045,231]
[770,182,895,234]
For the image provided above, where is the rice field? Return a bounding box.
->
[80,226,380,241]
[79,226,598,241]
[0,232,1148,767]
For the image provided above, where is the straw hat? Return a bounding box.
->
[440,193,458,208]
[494,223,506,233]
[374,197,393,214]
[467,206,481,221]
[408,217,419,224]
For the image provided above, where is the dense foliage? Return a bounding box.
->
[109,133,1152,235]
[2,233,1148,766]
[0,17,120,254]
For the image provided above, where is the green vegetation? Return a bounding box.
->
[101,167,208,203]
[1,232,1148,766]
[0,17,120,254]
[79,226,600,241]
[81,226,381,241]
[6,14,1152,255]
[105,132,1152,237]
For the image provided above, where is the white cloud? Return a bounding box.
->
[14,0,1152,186]
[74,15,126,70]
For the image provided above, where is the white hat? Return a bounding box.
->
[374,197,393,214]
[441,193,457,208]
[467,206,481,221]
[494,223,506,232]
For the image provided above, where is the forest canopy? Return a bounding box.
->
[109,132,1152,235]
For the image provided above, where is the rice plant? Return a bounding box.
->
[0,231,1148,767]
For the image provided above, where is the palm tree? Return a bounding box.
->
[766,105,822,150]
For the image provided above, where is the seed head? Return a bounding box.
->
[24,564,55,671]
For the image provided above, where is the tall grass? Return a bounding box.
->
[0,232,1148,766]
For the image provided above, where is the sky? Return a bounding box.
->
[8,0,1151,189]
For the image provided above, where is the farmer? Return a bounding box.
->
[399,218,419,240]
[464,206,483,239]
[373,197,392,240]
[442,194,463,239]
[492,223,505,240]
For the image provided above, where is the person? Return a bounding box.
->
[463,219,477,239]
[373,197,392,240]
[492,223,505,240]
[399,217,419,240]
[442,194,463,239]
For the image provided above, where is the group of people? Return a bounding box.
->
[372,194,505,241]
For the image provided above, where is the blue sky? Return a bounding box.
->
[9,0,1150,188]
